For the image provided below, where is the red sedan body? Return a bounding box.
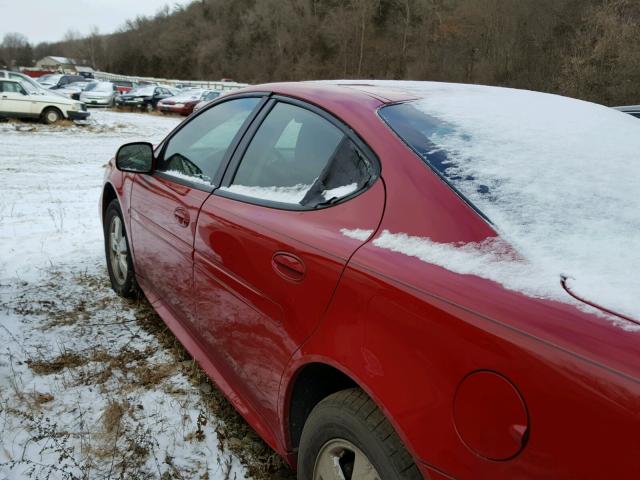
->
[156,90,209,116]
[101,82,640,479]
[156,97,196,115]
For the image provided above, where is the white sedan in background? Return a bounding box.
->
[0,78,90,124]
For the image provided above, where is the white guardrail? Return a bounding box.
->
[93,70,249,91]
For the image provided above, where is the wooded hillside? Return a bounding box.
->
[4,0,640,105]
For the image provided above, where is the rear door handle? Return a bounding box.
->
[173,207,190,227]
[272,252,305,282]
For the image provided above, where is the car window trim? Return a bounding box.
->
[215,94,381,211]
[150,92,270,193]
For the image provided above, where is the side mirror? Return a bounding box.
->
[116,142,154,173]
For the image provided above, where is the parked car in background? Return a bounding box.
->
[80,81,118,107]
[38,74,87,90]
[112,80,137,94]
[54,81,91,100]
[614,105,640,118]
[156,89,214,116]
[0,70,50,95]
[115,85,178,111]
[192,90,221,113]
[0,78,89,123]
[101,81,640,479]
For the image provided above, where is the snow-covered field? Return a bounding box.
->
[0,111,291,479]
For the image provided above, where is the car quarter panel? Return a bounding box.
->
[277,93,640,478]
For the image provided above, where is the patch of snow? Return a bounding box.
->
[372,230,640,332]
[352,80,640,323]
[323,183,358,201]
[221,183,311,204]
[340,228,374,241]
[164,169,213,187]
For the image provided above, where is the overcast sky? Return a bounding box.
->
[0,0,194,44]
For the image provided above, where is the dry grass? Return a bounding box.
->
[26,352,87,375]
[3,267,295,479]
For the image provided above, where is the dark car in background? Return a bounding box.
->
[37,74,87,90]
[614,105,640,118]
[156,89,216,116]
[115,85,178,112]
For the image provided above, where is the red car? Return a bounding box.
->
[112,80,137,94]
[156,89,212,116]
[101,81,640,479]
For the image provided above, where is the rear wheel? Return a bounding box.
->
[42,107,62,124]
[298,388,422,480]
[104,199,138,298]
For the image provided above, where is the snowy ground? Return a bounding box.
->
[0,111,293,479]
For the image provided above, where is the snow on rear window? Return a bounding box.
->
[323,183,358,201]
[373,81,640,323]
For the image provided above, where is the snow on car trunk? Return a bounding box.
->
[371,81,640,325]
[0,111,282,479]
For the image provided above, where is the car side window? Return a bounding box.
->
[227,102,375,207]
[156,97,261,188]
[1,81,24,94]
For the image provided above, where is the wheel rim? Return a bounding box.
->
[313,439,381,480]
[47,111,58,123]
[109,216,128,285]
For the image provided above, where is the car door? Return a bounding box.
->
[129,95,264,325]
[193,98,385,427]
[0,81,31,116]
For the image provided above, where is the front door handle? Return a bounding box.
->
[272,252,305,282]
[173,207,190,227]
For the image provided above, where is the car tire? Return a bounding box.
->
[298,388,422,480]
[42,107,62,124]
[104,199,139,298]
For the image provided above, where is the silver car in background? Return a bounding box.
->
[192,90,222,113]
[80,81,118,107]
[54,81,91,100]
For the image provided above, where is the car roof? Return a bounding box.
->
[239,81,420,105]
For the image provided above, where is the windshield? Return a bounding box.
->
[85,82,113,92]
[129,86,155,96]
[38,74,61,84]
[204,91,220,101]
[378,82,640,321]
[172,89,204,101]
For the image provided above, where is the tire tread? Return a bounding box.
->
[306,388,422,479]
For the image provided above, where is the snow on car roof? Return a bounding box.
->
[358,81,640,325]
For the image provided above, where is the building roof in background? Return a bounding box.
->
[42,56,76,65]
